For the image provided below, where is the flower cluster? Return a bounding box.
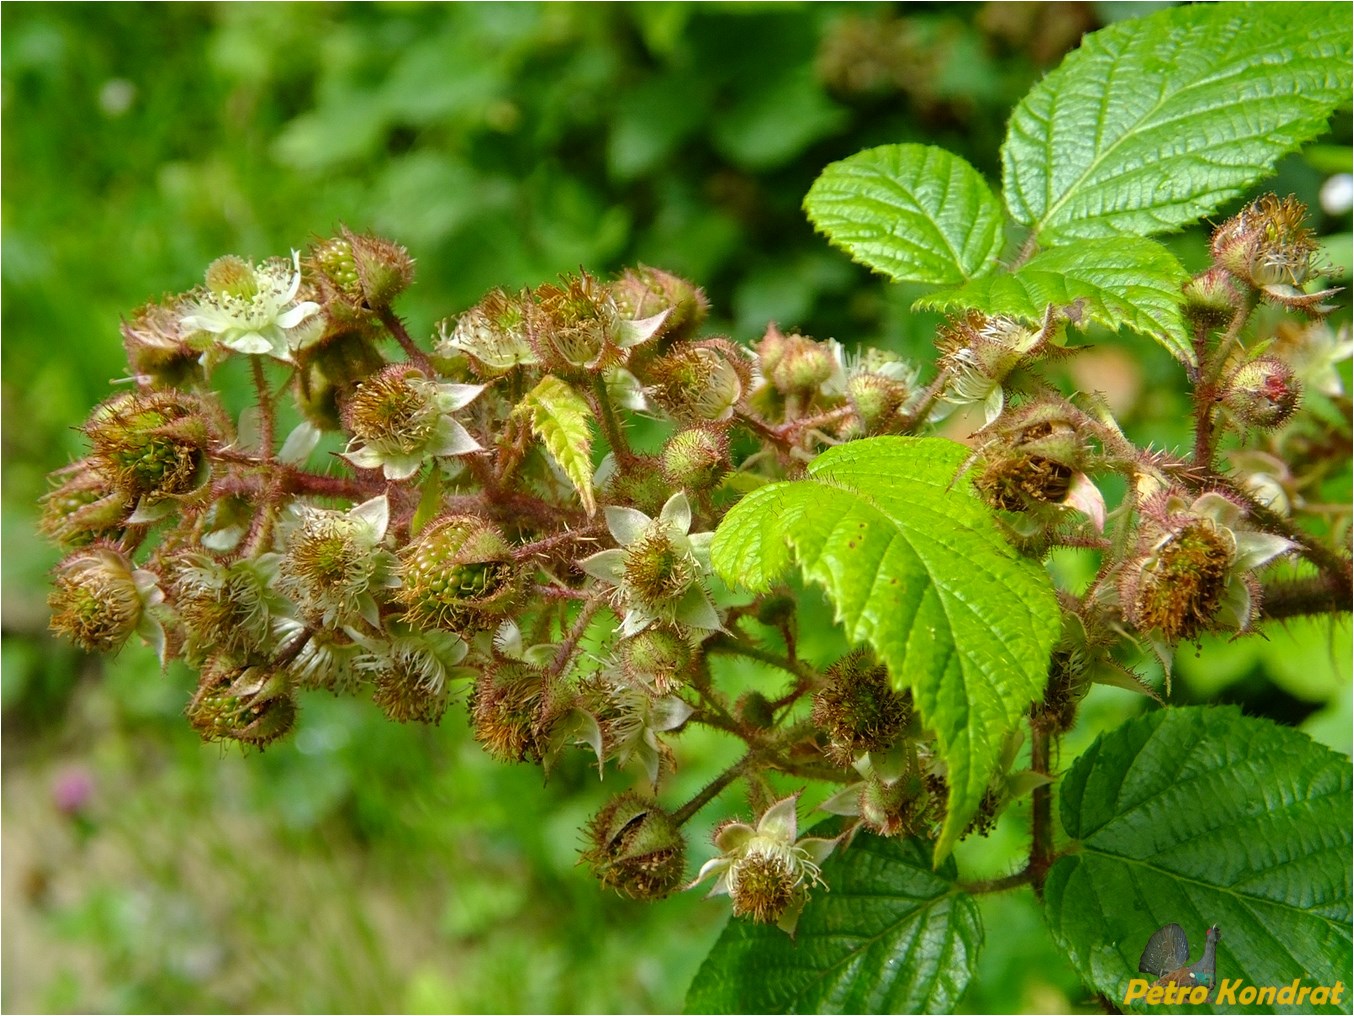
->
[40,194,1346,934]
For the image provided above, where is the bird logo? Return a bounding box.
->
[1138,923,1221,996]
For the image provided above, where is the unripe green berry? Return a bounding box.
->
[398,516,516,633]
[187,659,296,749]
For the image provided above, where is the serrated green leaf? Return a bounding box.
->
[684,835,982,1014]
[805,144,1005,286]
[917,238,1193,364]
[710,437,1058,857]
[517,374,596,517]
[1004,4,1354,243]
[1046,706,1352,1013]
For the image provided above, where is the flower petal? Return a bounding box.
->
[659,491,692,535]
[674,585,722,631]
[604,505,653,546]
[342,445,386,471]
[348,495,391,542]
[430,417,483,457]
[435,382,487,412]
[579,548,626,584]
[1232,531,1295,571]
[756,796,800,841]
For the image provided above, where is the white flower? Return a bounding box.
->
[181,250,322,363]
[688,795,839,934]
[579,492,721,637]
[277,495,398,629]
[341,367,486,480]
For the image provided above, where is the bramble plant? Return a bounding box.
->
[40,5,1352,1013]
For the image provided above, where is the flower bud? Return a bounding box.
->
[618,628,692,694]
[344,229,415,310]
[187,658,296,748]
[397,516,516,633]
[661,427,729,491]
[1221,356,1301,429]
[768,336,836,396]
[121,299,202,388]
[48,547,148,653]
[845,372,907,433]
[858,773,933,839]
[610,266,708,344]
[811,649,911,767]
[600,453,670,517]
[40,463,130,550]
[1181,267,1241,330]
[736,691,776,729]
[582,791,687,900]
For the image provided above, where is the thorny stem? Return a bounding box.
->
[1027,719,1055,898]
[959,866,1040,895]
[251,358,276,458]
[591,375,634,468]
[378,307,434,374]
[1260,575,1354,621]
[705,633,820,684]
[897,367,952,433]
[672,752,755,826]
[546,598,604,679]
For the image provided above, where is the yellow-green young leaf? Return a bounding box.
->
[685,834,981,1014]
[1004,3,1354,243]
[710,436,1058,858]
[917,238,1193,365]
[804,144,1005,286]
[517,375,596,517]
[1046,707,1352,1014]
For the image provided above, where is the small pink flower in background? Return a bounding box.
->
[51,766,95,816]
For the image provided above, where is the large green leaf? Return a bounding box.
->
[1004,4,1354,243]
[916,238,1193,364]
[804,144,1005,286]
[1046,707,1353,1013]
[710,437,1058,857]
[516,374,597,517]
[685,835,981,1014]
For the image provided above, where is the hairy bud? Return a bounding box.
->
[661,427,729,491]
[811,649,911,766]
[618,628,692,694]
[610,266,708,344]
[345,229,415,310]
[1221,356,1301,429]
[582,791,687,900]
[644,341,746,423]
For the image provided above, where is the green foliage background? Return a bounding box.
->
[2,4,1348,1013]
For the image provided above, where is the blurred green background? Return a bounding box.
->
[3,4,1349,1013]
